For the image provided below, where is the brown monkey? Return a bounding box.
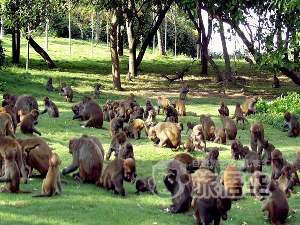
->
[191,125,206,151]
[240,146,251,159]
[102,105,110,122]
[118,142,135,161]
[200,148,220,175]
[244,56,253,67]
[232,103,248,130]
[164,106,179,123]
[194,180,232,225]
[128,106,144,123]
[115,104,131,123]
[292,149,300,171]
[40,96,59,118]
[0,112,15,138]
[282,112,299,137]
[0,101,17,132]
[174,153,199,173]
[200,114,216,140]
[32,153,65,197]
[271,149,287,180]
[272,74,280,88]
[242,96,258,116]
[71,101,83,119]
[3,92,18,105]
[145,109,157,130]
[157,97,170,115]
[46,77,55,91]
[123,118,147,140]
[73,96,103,129]
[261,140,275,165]
[183,136,195,153]
[218,101,229,116]
[81,134,105,160]
[250,122,264,154]
[230,140,244,160]
[148,122,181,150]
[249,171,268,201]
[172,100,186,116]
[62,136,103,184]
[221,164,243,200]
[213,127,226,144]
[0,148,31,193]
[2,99,14,107]
[179,83,189,101]
[20,109,41,136]
[94,84,101,99]
[109,117,124,136]
[186,121,197,134]
[163,159,193,213]
[135,176,157,195]
[241,150,262,173]
[277,165,297,198]
[144,100,156,119]
[191,168,217,191]
[100,158,136,197]
[17,137,53,177]
[220,114,237,140]
[14,94,38,122]
[59,82,73,102]
[106,131,127,160]
[261,180,289,225]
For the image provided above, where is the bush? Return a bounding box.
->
[252,92,300,129]
[0,40,5,69]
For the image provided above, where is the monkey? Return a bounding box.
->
[62,136,103,184]
[145,109,157,131]
[186,121,197,134]
[179,83,189,101]
[118,142,135,161]
[0,112,15,138]
[292,149,300,171]
[271,149,287,180]
[32,153,66,197]
[115,104,131,123]
[191,125,206,152]
[94,84,101,99]
[241,150,262,173]
[127,93,136,102]
[183,136,195,153]
[249,171,269,201]
[59,82,73,102]
[123,119,147,140]
[240,146,251,159]
[20,109,41,136]
[2,92,18,105]
[102,105,110,122]
[105,99,116,120]
[73,96,103,129]
[244,56,253,67]
[164,106,179,123]
[172,100,186,116]
[200,114,216,141]
[2,99,14,107]
[71,101,83,119]
[242,96,258,116]
[200,148,221,175]
[148,122,181,151]
[109,117,124,136]
[128,106,144,123]
[218,101,229,116]
[174,153,199,173]
[194,181,232,225]
[191,168,217,191]
[232,103,248,130]
[0,148,31,193]
[282,112,299,137]
[261,179,289,225]
[157,97,170,115]
[0,101,17,132]
[213,127,226,144]
[14,94,38,122]
[81,134,105,160]
[277,165,297,198]
[144,100,156,119]
[40,96,59,118]
[163,159,193,213]
[46,77,55,91]
[250,122,264,155]
[220,114,237,140]
[261,140,275,165]
[272,74,280,88]
[230,140,244,160]
[135,176,157,195]
[106,131,127,161]
[100,158,136,197]
[221,164,243,200]
[17,137,53,177]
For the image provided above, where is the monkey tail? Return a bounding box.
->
[18,189,32,194]
[61,179,68,184]
[32,194,47,197]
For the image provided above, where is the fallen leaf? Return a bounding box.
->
[293,209,299,213]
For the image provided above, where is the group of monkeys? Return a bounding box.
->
[0,76,298,225]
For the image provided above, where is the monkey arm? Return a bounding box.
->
[40,108,47,114]
[57,174,64,196]
[112,175,125,197]
[59,92,67,96]
[62,162,79,175]
[232,113,236,119]
[32,127,41,136]
[73,114,83,120]
[0,174,11,182]
[171,188,190,213]
[282,123,289,132]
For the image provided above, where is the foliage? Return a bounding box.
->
[0,39,4,69]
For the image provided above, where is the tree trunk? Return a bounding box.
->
[126,20,137,78]
[218,18,232,81]
[12,30,20,64]
[110,11,122,91]
[27,36,57,69]
[95,11,100,42]
[118,25,124,56]
[157,25,165,55]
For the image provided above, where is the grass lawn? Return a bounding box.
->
[0,34,300,225]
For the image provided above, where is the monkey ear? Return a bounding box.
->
[58,160,62,165]
[49,159,53,167]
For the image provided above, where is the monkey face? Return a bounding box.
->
[123,159,136,184]
[3,92,10,100]
[284,112,291,121]
[82,96,91,103]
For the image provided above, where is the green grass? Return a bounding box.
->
[1,34,300,225]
